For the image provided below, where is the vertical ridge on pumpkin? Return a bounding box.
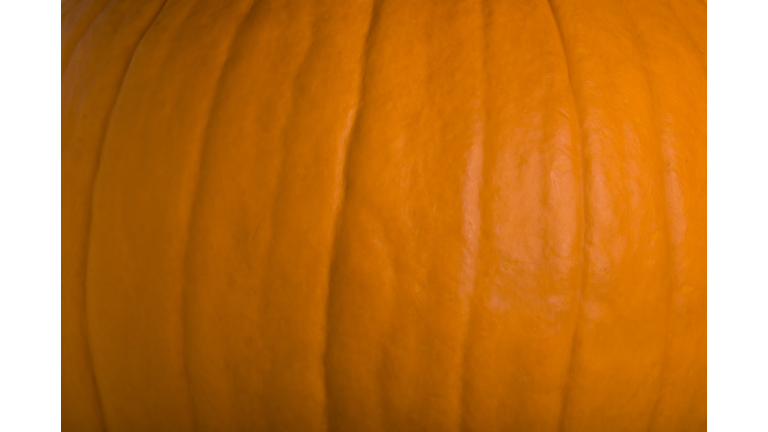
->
[322,0,380,430]
[235,0,378,428]
[365,1,486,428]
[84,2,172,428]
[544,0,679,429]
[85,0,256,429]
[617,1,706,429]
[62,0,168,430]
[612,1,676,428]
[324,1,412,431]
[541,2,587,431]
[179,0,261,429]
[457,0,488,430]
[254,7,318,422]
[457,0,583,429]
[178,1,318,427]
[324,0,487,427]
[324,0,418,428]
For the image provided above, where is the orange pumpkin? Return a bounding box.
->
[62,0,706,430]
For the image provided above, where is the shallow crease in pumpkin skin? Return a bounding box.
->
[179,0,263,428]
[542,0,588,429]
[456,0,487,430]
[612,1,676,426]
[64,1,172,430]
[322,0,379,428]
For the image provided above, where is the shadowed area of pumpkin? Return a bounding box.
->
[62,0,706,431]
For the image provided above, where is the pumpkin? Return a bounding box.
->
[62,0,706,430]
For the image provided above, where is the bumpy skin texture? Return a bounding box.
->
[62,0,706,430]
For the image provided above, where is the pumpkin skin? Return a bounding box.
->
[62,0,706,430]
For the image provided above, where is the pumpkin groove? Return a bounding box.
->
[62,0,169,430]
[322,1,380,429]
[543,2,587,429]
[62,0,706,431]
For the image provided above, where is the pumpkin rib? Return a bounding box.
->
[327,2,384,427]
[613,2,676,427]
[542,1,588,430]
[623,1,706,427]
[63,1,171,429]
[62,0,114,422]
[249,2,353,426]
[88,2,271,427]
[261,9,320,425]
[548,1,704,427]
[179,3,361,427]
[261,4,319,295]
[456,1,488,430]
[322,0,381,428]
[179,2,262,429]
[81,1,169,429]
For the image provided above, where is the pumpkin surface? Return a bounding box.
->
[62,0,706,430]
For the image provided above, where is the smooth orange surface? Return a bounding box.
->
[62,0,706,430]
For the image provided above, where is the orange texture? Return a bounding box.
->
[62,0,706,430]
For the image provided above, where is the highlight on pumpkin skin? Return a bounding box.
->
[62,0,706,430]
